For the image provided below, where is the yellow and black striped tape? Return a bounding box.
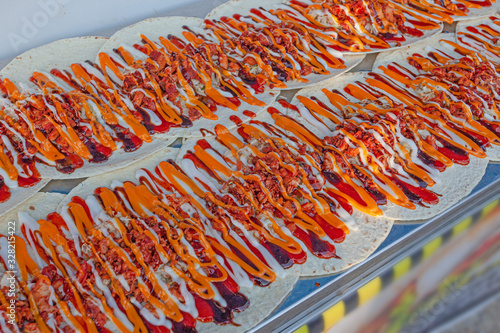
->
[293,199,500,333]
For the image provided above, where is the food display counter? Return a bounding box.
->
[1,1,500,332]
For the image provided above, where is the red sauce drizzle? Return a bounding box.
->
[242,110,256,118]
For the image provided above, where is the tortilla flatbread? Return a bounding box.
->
[0,37,177,179]
[60,147,301,332]
[205,0,366,90]
[205,0,443,56]
[176,115,393,277]
[372,32,500,161]
[286,71,488,221]
[96,16,280,140]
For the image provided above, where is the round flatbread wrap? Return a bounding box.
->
[177,112,394,277]
[206,0,443,56]
[287,72,489,221]
[0,37,177,179]
[372,32,500,161]
[97,16,279,140]
[205,0,366,90]
[61,147,300,333]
